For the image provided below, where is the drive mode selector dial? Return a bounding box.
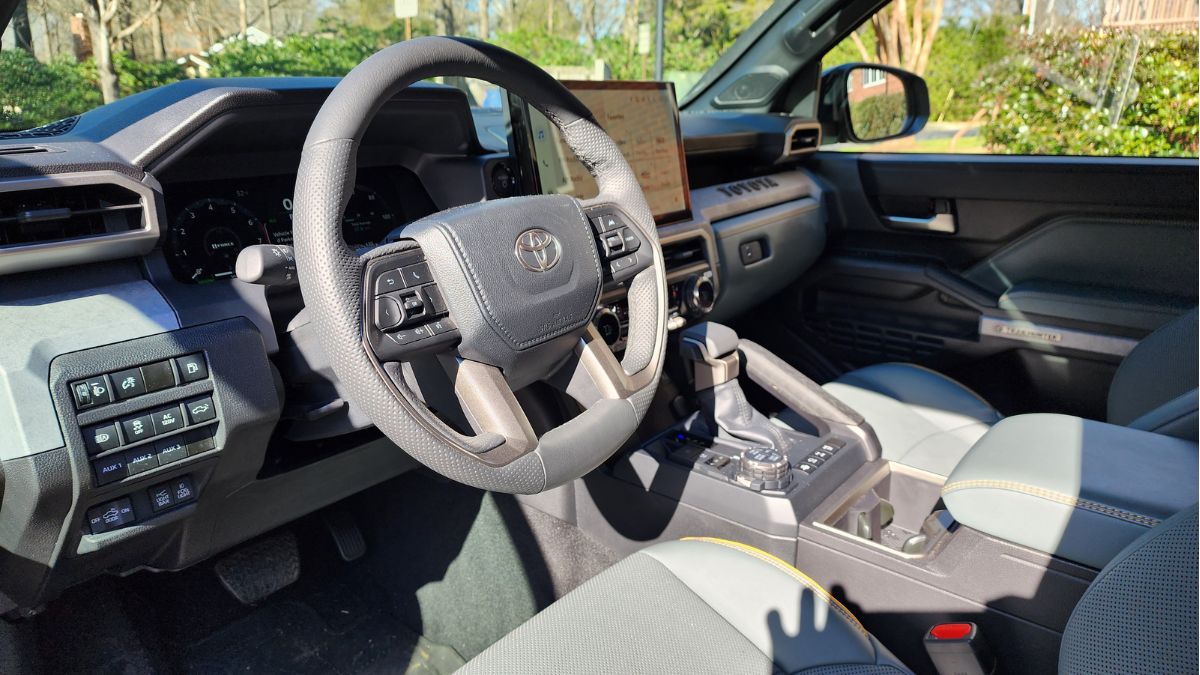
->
[736,447,792,491]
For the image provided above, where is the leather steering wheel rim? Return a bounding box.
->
[293,36,668,494]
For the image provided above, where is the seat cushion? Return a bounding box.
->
[459,538,910,675]
[779,363,1001,476]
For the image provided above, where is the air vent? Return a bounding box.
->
[0,116,80,140]
[0,145,53,157]
[0,183,142,248]
[662,236,707,272]
[786,125,821,156]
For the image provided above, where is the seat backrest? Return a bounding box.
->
[1108,307,1199,440]
[1059,504,1198,674]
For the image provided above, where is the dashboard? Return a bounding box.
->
[163,167,436,283]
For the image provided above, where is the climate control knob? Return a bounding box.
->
[735,447,792,491]
[684,274,716,316]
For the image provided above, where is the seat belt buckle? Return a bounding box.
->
[923,622,996,675]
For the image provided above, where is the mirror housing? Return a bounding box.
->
[818,63,930,144]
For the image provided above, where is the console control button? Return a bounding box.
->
[175,353,208,383]
[149,483,175,512]
[125,447,159,475]
[121,414,157,443]
[111,367,147,400]
[151,405,185,434]
[93,455,128,486]
[374,268,404,295]
[185,427,216,456]
[803,455,825,467]
[155,437,189,465]
[400,262,432,287]
[811,449,832,461]
[142,360,176,392]
[71,380,94,409]
[85,423,121,454]
[87,497,135,534]
[85,377,113,406]
[171,476,196,502]
[184,397,216,424]
[796,462,817,475]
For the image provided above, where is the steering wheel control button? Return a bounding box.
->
[121,414,157,444]
[85,423,121,455]
[151,405,186,434]
[619,228,642,253]
[429,317,456,335]
[155,437,189,465]
[125,447,160,475]
[185,427,217,456]
[609,253,639,274]
[142,360,176,392]
[420,284,448,315]
[592,213,625,233]
[92,455,128,486]
[374,296,403,331]
[374,268,404,295]
[175,353,208,383]
[87,497,135,534]
[111,367,147,400]
[400,262,432,287]
[185,397,217,424]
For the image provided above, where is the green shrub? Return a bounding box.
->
[849,92,907,139]
[980,29,1198,156]
[0,50,102,131]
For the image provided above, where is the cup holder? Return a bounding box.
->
[815,462,953,558]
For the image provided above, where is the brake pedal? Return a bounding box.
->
[214,531,300,605]
[322,506,366,562]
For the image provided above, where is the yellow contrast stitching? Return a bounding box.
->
[680,536,869,637]
[941,480,1161,528]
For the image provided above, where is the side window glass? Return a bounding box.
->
[820,0,1198,157]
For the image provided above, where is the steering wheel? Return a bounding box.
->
[293,37,668,494]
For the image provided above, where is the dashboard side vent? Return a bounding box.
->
[662,236,707,272]
[0,183,143,248]
[786,126,821,156]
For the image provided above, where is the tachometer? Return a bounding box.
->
[167,198,268,283]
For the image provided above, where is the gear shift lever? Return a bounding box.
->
[680,322,796,451]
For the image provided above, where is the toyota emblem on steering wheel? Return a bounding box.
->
[514,228,562,272]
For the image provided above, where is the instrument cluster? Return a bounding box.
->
[163,168,435,284]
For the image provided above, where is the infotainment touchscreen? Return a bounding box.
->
[525,81,691,225]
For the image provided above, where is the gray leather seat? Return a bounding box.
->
[461,506,1198,674]
[780,308,1198,477]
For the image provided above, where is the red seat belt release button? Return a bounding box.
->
[923,622,996,675]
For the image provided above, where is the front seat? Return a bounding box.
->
[779,308,1199,476]
[460,505,1198,674]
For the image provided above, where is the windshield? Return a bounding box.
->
[0,0,771,131]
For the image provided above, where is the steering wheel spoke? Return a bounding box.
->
[446,359,538,455]
[363,247,461,362]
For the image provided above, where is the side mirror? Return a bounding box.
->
[818,63,930,144]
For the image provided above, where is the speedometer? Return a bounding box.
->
[341,185,397,248]
[166,198,268,283]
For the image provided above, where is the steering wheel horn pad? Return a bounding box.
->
[293,36,668,494]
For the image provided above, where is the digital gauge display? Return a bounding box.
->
[163,168,435,284]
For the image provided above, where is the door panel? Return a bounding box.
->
[754,153,1198,419]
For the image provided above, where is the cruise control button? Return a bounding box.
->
[87,497,135,534]
[142,360,176,392]
[592,213,624,232]
[111,367,147,400]
[400,262,432,287]
[148,483,175,512]
[121,414,157,443]
[374,295,403,331]
[184,397,216,424]
[125,447,159,475]
[603,233,624,256]
[93,455,128,486]
[175,353,208,383]
[155,437,189,465]
[620,228,641,253]
[84,422,121,455]
[151,405,185,434]
[374,268,404,295]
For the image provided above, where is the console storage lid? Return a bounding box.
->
[942,413,1198,569]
